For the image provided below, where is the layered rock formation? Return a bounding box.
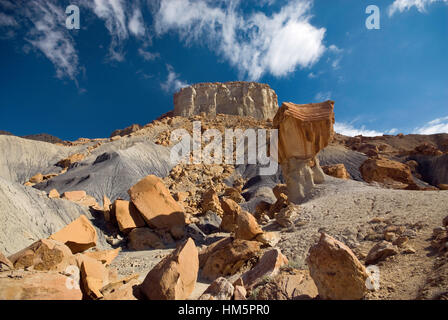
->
[173,82,278,120]
[273,101,335,203]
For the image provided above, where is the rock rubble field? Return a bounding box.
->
[1,81,447,300]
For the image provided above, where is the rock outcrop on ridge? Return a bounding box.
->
[173,82,278,120]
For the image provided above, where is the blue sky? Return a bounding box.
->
[0,0,447,140]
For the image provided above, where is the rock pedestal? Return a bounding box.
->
[274,101,335,204]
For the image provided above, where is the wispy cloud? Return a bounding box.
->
[414,116,448,134]
[23,0,79,81]
[161,64,188,93]
[153,0,327,80]
[0,12,17,26]
[314,91,332,101]
[138,48,159,61]
[388,0,448,16]
[334,122,384,137]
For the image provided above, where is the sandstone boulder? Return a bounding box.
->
[29,173,44,184]
[256,232,281,247]
[128,175,185,231]
[235,211,264,241]
[439,184,448,190]
[0,270,83,300]
[127,228,165,250]
[113,199,146,233]
[173,82,278,120]
[56,153,85,168]
[223,187,245,203]
[199,277,234,300]
[272,184,288,199]
[8,239,73,272]
[79,254,110,300]
[141,238,199,300]
[365,241,399,265]
[254,269,318,300]
[101,274,140,300]
[62,190,99,208]
[239,249,288,290]
[48,188,60,199]
[200,238,262,281]
[201,188,224,216]
[322,164,351,179]
[49,215,97,254]
[306,233,369,300]
[220,198,241,232]
[360,157,417,189]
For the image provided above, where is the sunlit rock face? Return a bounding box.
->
[173,82,279,120]
[273,101,335,204]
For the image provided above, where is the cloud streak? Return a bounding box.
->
[388,0,448,16]
[334,122,384,137]
[414,116,448,134]
[161,64,188,93]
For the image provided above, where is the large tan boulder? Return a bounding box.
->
[101,274,140,300]
[220,198,241,232]
[56,153,85,168]
[199,238,262,281]
[48,188,60,199]
[113,199,146,233]
[78,254,110,300]
[128,175,185,231]
[306,233,369,300]
[235,211,264,241]
[201,188,224,216]
[365,241,399,265]
[141,238,199,300]
[322,164,351,179]
[254,269,318,300]
[8,239,73,272]
[360,156,417,189]
[0,270,83,300]
[173,82,279,120]
[62,190,99,208]
[29,173,44,184]
[239,249,288,289]
[273,101,335,203]
[127,228,165,250]
[49,215,97,253]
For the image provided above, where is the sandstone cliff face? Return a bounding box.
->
[173,82,278,120]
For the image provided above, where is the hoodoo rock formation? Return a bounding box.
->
[273,101,335,203]
[173,82,278,120]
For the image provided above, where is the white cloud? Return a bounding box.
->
[314,91,332,101]
[138,48,159,61]
[154,0,327,80]
[414,116,448,134]
[161,65,188,93]
[24,0,79,80]
[386,128,399,135]
[0,12,17,26]
[388,0,448,16]
[128,6,145,37]
[77,0,149,61]
[334,122,384,137]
